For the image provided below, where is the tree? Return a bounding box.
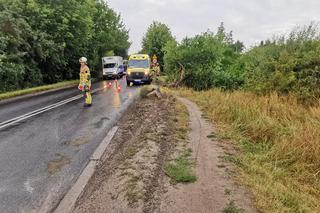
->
[164,28,243,90]
[141,21,175,69]
[0,0,130,92]
[231,40,245,53]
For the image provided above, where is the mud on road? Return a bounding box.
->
[73,94,186,213]
[73,93,256,213]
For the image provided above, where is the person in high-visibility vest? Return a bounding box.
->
[151,55,160,77]
[78,57,92,107]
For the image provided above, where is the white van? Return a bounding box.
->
[102,56,124,79]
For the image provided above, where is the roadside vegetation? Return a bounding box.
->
[164,95,196,183]
[164,23,244,91]
[0,0,129,93]
[222,201,244,213]
[141,21,175,69]
[138,21,320,212]
[0,80,78,101]
[163,22,320,104]
[164,149,196,183]
[175,88,320,212]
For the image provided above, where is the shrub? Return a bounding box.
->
[242,23,320,103]
[164,24,244,90]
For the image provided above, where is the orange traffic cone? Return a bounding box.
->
[114,80,120,92]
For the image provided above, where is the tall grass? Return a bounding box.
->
[177,88,320,212]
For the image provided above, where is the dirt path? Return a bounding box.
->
[72,95,257,213]
[159,97,257,213]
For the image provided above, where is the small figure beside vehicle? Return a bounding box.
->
[123,60,128,74]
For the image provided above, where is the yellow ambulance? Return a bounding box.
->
[126,54,152,86]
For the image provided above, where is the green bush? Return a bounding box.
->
[0,62,25,92]
[164,24,244,90]
[242,24,320,103]
[163,22,320,103]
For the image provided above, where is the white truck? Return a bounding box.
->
[102,56,124,79]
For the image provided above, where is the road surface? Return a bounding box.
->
[0,79,139,213]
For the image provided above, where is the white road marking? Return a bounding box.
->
[0,87,103,130]
[24,180,34,194]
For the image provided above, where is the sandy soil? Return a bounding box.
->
[72,95,257,213]
[73,95,178,213]
[159,97,257,213]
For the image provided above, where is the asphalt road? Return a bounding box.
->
[0,79,139,213]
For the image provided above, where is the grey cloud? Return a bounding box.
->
[108,0,320,53]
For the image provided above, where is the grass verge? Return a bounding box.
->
[0,80,78,101]
[164,97,196,183]
[164,149,196,183]
[174,88,320,212]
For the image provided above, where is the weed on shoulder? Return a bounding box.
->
[164,150,196,183]
[207,132,216,139]
[224,188,232,195]
[222,201,244,213]
[223,154,245,168]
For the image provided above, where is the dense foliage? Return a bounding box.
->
[164,23,244,90]
[163,23,320,103]
[0,0,130,92]
[242,24,320,103]
[141,21,175,69]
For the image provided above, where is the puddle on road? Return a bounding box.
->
[69,137,90,147]
[47,155,71,174]
[112,92,121,110]
[93,117,110,128]
[66,133,93,147]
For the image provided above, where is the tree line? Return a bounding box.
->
[142,21,320,104]
[0,0,130,92]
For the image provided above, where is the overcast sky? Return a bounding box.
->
[107,0,320,54]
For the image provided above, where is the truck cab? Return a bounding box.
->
[126,54,152,86]
[102,56,124,79]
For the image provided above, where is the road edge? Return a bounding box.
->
[0,79,100,106]
[0,84,78,106]
[52,85,141,213]
[53,126,119,213]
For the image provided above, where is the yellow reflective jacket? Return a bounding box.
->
[79,65,91,90]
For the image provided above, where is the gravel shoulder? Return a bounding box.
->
[73,94,180,213]
[72,94,257,213]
